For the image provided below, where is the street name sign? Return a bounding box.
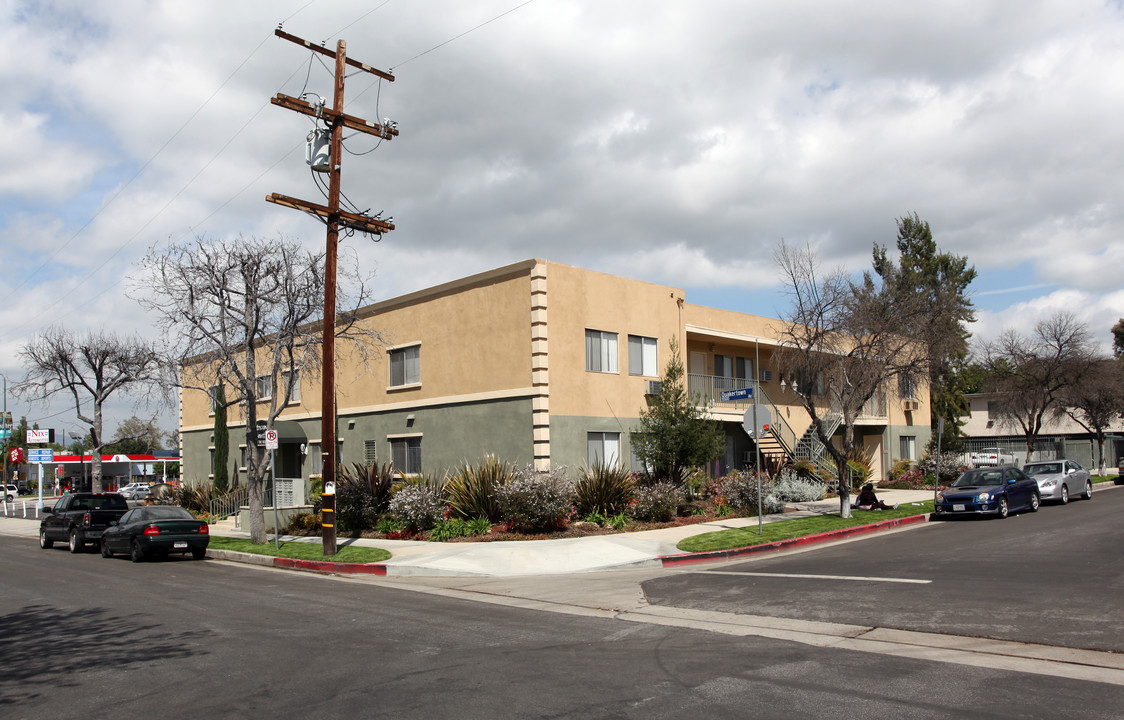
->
[720,387,754,402]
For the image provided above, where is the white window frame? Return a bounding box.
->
[585,330,619,374]
[628,335,658,377]
[388,343,421,388]
[587,431,621,466]
[255,374,273,402]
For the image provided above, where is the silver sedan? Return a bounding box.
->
[1022,459,1092,504]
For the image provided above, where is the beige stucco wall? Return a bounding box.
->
[542,261,685,420]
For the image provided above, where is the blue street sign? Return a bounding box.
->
[720,387,754,402]
[28,448,53,463]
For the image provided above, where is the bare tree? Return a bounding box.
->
[15,327,161,492]
[1062,359,1124,475]
[981,312,1097,464]
[772,241,947,517]
[131,234,382,543]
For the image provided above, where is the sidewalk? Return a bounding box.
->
[207,488,937,577]
[0,489,935,577]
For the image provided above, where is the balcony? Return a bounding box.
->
[687,374,754,410]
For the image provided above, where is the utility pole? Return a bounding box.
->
[268,28,397,555]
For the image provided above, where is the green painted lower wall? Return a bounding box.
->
[181,397,537,483]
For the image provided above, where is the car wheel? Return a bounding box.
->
[130,539,145,563]
[1029,492,1040,512]
[1060,485,1069,505]
[1083,480,1093,500]
[191,547,206,560]
[39,529,54,549]
[997,497,1009,519]
[68,529,84,553]
[100,538,113,558]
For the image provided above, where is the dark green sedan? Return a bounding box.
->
[100,506,209,562]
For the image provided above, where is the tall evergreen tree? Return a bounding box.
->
[212,383,229,493]
[873,213,977,451]
[631,336,724,484]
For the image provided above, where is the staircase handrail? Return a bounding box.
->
[209,485,249,524]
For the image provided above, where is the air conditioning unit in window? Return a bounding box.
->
[902,399,920,412]
[645,380,663,396]
[761,370,773,383]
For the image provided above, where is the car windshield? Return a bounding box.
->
[952,470,1003,487]
[1024,463,1062,476]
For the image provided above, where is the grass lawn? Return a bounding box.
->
[1093,475,1118,485]
[677,500,935,554]
[208,536,391,563]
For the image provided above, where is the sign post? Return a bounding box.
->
[29,447,52,511]
[264,429,280,550]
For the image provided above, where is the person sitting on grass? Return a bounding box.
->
[855,482,898,511]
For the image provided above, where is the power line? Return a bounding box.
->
[390,0,540,71]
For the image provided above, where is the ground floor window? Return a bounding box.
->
[588,431,620,466]
[900,435,917,462]
[391,437,422,474]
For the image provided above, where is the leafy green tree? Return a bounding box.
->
[212,383,230,493]
[873,213,977,450]
[106,416,167,455]
[631,336,724,485]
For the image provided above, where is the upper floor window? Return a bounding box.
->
[898,374,917,400]
[628,335,658,376]
[585,330,618,373]
[282,369,300,404]
[389,344,421,387]
[255,375,272,401]
[208,385,221,413]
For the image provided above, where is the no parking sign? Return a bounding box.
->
[264,429,278,450]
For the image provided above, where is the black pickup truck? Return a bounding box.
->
[40,493,130,553]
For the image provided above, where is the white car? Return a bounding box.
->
[3,484,17,502]
[970,448,1017,467]
[118,483,151,500]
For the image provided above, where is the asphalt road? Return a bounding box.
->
[643,486,1124,652]
[4,520,1124,719]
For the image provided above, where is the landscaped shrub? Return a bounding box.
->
[494,466,574,533]
[170,481,215,514]
[445,456,517,522]
[714,470,785,514]
[428,517,476,542]
[388,483,447,531]
[283,511,321,534]
[919,451,968,486]
[631,481,682,522]
[772,469,827,502]
[574,461,635,517]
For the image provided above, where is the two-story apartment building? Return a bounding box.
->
[179,259,930,488]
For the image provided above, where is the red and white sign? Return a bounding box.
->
[264,429,279,450]
[9,447,23,463]
[27,429,50,444]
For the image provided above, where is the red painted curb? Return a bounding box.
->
[271,557,388,575]
[659,513,930,568]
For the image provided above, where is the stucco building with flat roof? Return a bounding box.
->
[179,259,930,488]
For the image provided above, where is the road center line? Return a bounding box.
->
[699,570,931,584]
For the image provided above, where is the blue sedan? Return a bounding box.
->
[935,467,1040,518]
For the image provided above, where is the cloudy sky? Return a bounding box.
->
[2,0,1123,442]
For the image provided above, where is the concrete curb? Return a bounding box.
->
[206,547,388,575]
[658,513,930,568]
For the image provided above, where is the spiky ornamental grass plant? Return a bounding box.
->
[445,455,517,522]
[574,461,635,517]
